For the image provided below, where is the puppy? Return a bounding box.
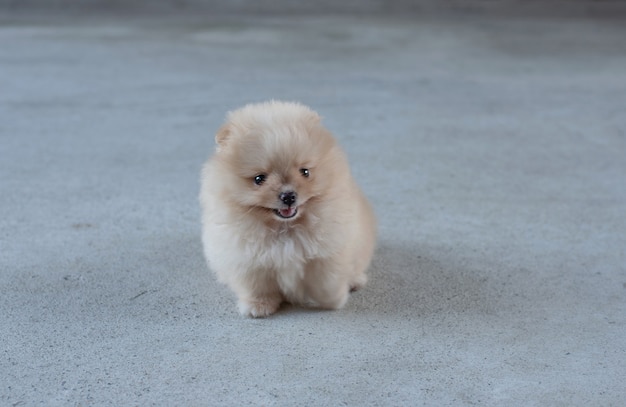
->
[200,101,376,317]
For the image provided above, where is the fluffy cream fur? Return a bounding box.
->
[200,101,376,317]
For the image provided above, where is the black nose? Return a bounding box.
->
[279,191,297,206]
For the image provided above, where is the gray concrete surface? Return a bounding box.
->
[1,7,626,407]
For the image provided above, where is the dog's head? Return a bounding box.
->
[213,101,347,223]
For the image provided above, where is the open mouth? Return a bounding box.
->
[274,206,298,219]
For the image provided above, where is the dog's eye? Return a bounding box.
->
[254,174,266,185]
[300,168,310,178]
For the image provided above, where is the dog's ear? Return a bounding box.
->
[303,111,322,131]
[215,124,231,151]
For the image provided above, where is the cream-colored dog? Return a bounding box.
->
[200,101,376,317]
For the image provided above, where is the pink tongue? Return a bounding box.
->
[280,207,295,217]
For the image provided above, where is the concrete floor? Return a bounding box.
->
[1,7,625,406]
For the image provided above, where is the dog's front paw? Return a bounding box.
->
[238,297,281,318]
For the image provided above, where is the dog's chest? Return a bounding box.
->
[244,227,324,271]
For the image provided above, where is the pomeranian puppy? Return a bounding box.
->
[200,101,376,317]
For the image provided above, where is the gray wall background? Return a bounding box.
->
[3,0,626,15]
